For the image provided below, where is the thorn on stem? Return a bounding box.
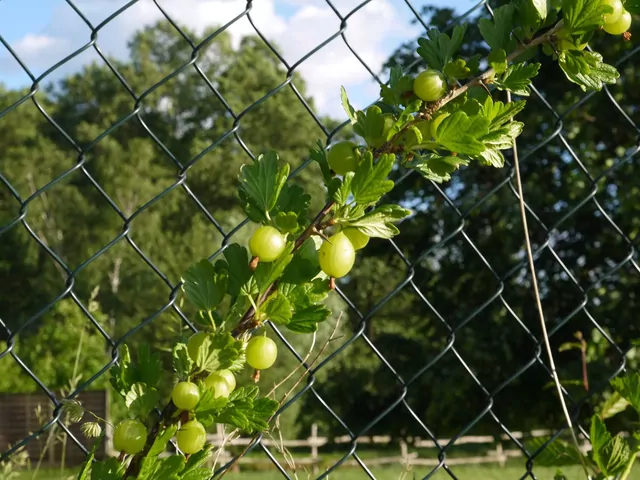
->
[312,226,331,243]
[249,256,259,271]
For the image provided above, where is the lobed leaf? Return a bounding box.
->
[238,151,289,221]
[380,65,415,106]
[125,382,160,419]
[343,204,412,239]
[558,50,619,92]
[254,242,295,294]
[280,237,322,285]
[263,292,293,325]
[433,111,490,155]
[610,372,640,414]
[562,0,611,33]
[478,5,516,51]
[172,343,193,381]
[417,24,467,71]
[493,62,541,96]
[410,154,470,183]
[215,244,253,301]
[350,152,395,206]
[182,259,228,312]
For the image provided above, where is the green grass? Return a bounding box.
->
[12,462,640,480]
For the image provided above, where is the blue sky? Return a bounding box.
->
[0,0,473,118]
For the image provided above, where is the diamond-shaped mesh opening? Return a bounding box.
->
[2,0,640,477]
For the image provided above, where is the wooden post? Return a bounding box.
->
[310,423,319,474]
[495,441,506,468]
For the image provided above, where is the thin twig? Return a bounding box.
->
[217,314,343,478]
[507,91,591,479]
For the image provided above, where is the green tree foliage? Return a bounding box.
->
[0,20,330,360]
[0,298,108,392]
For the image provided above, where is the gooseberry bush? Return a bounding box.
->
[66,0,636,478]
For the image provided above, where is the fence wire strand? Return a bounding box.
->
[1,0,639,479]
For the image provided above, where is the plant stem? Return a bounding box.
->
[507,90,590,479]
[124,20,566,477]
[231,200,336,337]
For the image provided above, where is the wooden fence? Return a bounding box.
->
[0,390,108,466]
[200,425,566,471]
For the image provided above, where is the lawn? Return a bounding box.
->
[13,462,640,480]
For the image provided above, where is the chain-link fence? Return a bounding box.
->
[1,0,639,478]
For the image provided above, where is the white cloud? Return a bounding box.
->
[1,0,424,117]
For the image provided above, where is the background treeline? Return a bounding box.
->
[1,4,638,443]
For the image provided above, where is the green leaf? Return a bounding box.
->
[443,59,471,80]
[125,382,160,419]
[136,344,163,388]
[215,244,253,300]
[273,183,311,234]
[182,444,214,475]
[476,149,506,168]
[254,242,295,294]
[493,62,541,96]
[590,414,612,469]
[353,105,385,146]
[599,434,632,475]
[192,331,246,374]
[480,122,524,150]
[287,304,331,333]
[332,172,354,206]
[481,97,527,130]
[380,65,415,106]
[434,111,490,155]
[110,344,163,398]
[182,259,228,312]
[532,0,548,20]
[409,154,470,183]
[611,372,640,413]
[562,0,611,33]
[281,279,330,308]
[417,24,467,71]
[172,343,193,381]
[181,469,214,480]
[274,211,299,233]
[280,237,321,285]
[194,385,229,428]
[350,152,395,206]
[526,437,585,466]
[478,5,516,51]
[109,344,135,398]
[488,49,508,74]
[279,279,331,333]
[343,204,411,239]
[263,292,292,325]
[599,391,630,420]
[148,456,185,480]
[310,140,333,187]
[558,50,619,92]
[238,151,289,221]
[341,86,357,124]
[91,458,126,480]
[214,386,278,434]
[76,431,106,480]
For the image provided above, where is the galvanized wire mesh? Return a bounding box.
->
[1,0,639,479]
